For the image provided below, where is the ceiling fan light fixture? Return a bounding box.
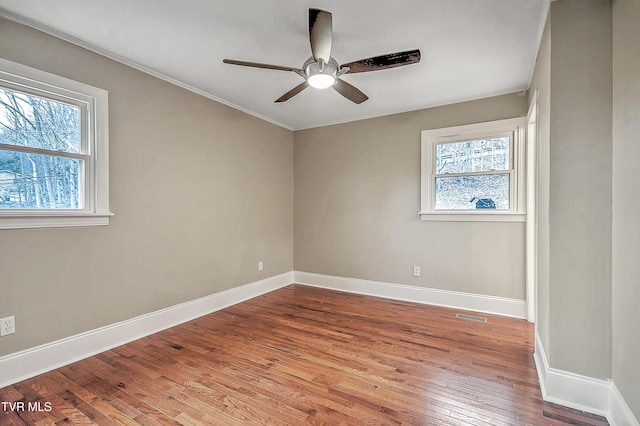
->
[307,73,336,89]
[304,59,338,89]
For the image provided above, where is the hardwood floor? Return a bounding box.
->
[1,284,608,425]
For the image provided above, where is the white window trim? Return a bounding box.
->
[419,117,526,222]
[0,58,111,229]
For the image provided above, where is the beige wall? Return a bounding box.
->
[547,0,613,380]
[294,94,528,299]
[612,0,640,418]
[0,17,294,356]
[528,0,616,382]
[529,0,614,382]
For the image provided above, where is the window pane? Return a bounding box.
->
[435,174,510,210]
[0,149,81,209]
[0,87,80,154]
[436,137,510,174]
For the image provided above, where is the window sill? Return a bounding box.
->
[419,211,526,222]
[0,212,114,229]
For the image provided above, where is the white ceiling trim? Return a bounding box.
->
[297,88,530,131]
[0,7,294,130]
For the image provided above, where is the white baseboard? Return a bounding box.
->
[293,271,527,319]
[534,333,639,426]
[0,271,293,389]
[533,333,611,416]
[610,383,640,426]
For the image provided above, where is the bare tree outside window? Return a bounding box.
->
[0,88,82,209]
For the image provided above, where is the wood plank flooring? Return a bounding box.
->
[1,284,609,425]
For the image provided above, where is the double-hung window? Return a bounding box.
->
[420,117,525,222]
[0,58,110,229]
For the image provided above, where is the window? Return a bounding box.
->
[420,118,525,222]
[0,58,110,229]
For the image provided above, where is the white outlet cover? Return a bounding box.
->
[1,316,15,336]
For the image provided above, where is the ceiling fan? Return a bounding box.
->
[223,8,421,104]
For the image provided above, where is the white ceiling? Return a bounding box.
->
[0,0,548,130]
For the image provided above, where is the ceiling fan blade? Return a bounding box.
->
[309,8,332,64]
[223,59,301,73]
[275,82,309,103]
[333,79,368,104]
[341,49,421,74]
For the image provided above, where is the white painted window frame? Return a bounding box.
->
[420,117,526,222]
[0,58,111,229]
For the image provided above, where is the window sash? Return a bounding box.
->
[431,135,515,211]
[0,86,91,212]
[0,142,88,161]
[0,79,90,155]
[434,135,512,175]
[432,170,515,211]
[433,169,512,178]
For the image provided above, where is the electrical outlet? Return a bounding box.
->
[413,266,421,277]
[258,261,264,271]
[0,316,15,336]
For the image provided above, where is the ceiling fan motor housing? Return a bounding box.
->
[303,57,339,89]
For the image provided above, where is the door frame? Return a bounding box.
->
[525,89,539,323]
